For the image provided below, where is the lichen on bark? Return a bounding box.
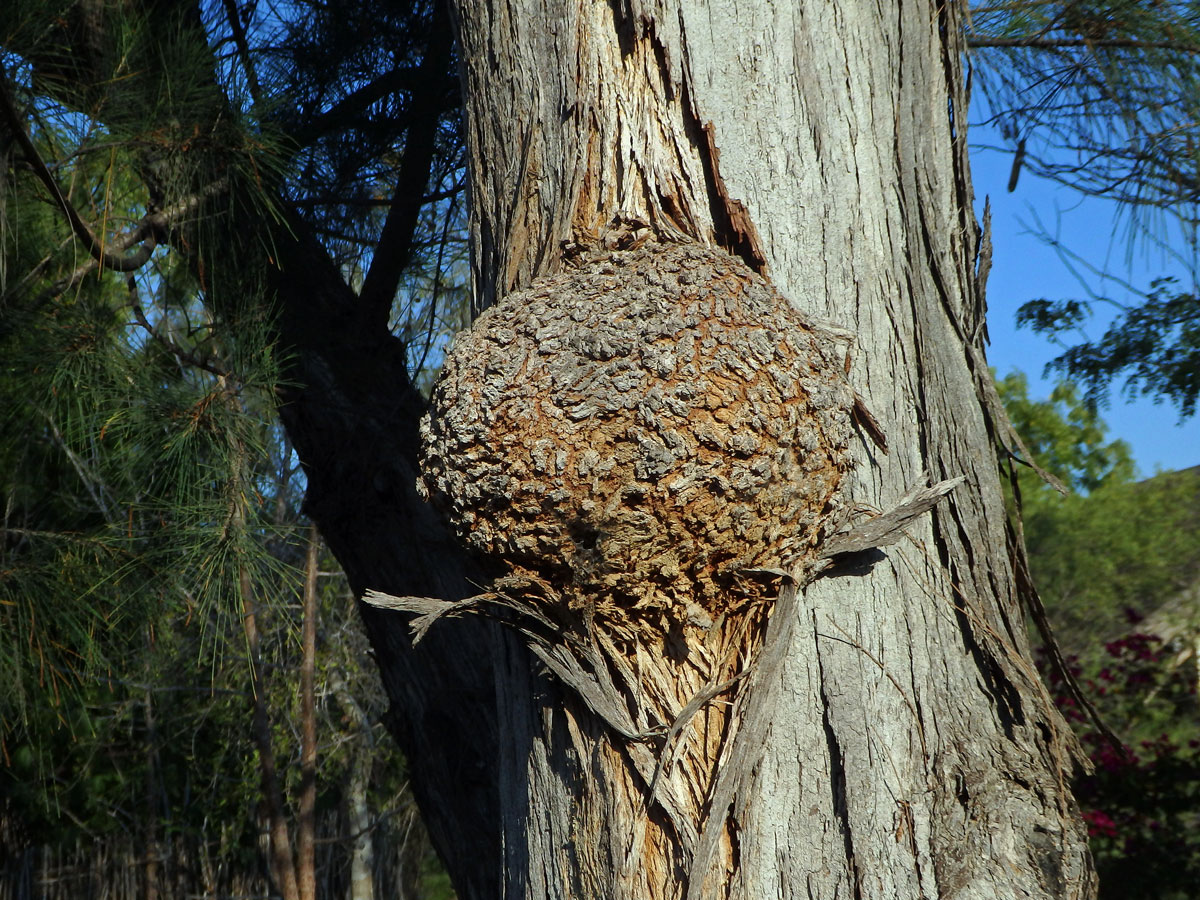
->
[420,240,857,639]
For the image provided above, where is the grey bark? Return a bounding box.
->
[418,0,1098,897]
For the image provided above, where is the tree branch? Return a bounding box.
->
[357,1,455,323]
[969,35,1200,53]
[31,180,229,306]
[220,0,262,104]
[294,66,455,146]
[125,276,234,380]
[0,68,164,273]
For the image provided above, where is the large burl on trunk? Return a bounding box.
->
[414,239,857,891]
[360,0,1098,898]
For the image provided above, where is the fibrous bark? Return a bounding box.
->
[417,237,864,895]
[424,0,1098,897]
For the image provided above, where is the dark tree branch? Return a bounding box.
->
[295,66,456,145]
[357,1,455,324]
[289,183,464,209]
[220,0,262,104]
[969,35,1200,53]
[125,276,234,380]
[33,179,230,305]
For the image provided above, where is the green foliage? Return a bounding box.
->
[1004,372,1200,899]
[2,1,461,890]
[1017,277,1200,419]
[999,370,1199,656]
[1026,471,1200,662]
[995,369,1134,500]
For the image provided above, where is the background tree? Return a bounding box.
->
[1015,278,1200,419]
[998,373,1200,900]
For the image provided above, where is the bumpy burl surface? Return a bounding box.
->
[419,242,855,614]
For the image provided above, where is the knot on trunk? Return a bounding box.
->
[419,241,855,630]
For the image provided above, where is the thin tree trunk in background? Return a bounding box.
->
[297,525,319,900]
[329,669,377,900]
[141,660,159,900]
[241,563,300,900]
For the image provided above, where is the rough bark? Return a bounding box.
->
[413,0,1098,897]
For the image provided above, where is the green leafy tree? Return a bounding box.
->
[1001,372,1200,900]
[996,370,1135,494]
[1016,278,1200,419]
[997,370,1198,661]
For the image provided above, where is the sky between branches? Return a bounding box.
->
[971,119,1200,475]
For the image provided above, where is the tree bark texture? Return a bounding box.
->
[422,0,1097,898]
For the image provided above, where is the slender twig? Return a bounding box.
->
[969,36,1200,53]
[296,524,319,900]
[288,183,464,209]
[38,409,113,523]
[125,276,234,379]
[0,70,163,273]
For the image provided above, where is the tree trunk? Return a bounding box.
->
[384,0,1095,897]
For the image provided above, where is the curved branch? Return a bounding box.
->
[125,276,234,380]
[0,69,163,273]
[34,180,229,305]
[357,0,456,322]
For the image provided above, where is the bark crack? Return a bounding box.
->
[816,622,864,900]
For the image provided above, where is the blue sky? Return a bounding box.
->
[969,122,1200,475]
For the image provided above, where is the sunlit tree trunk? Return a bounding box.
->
[389,0,1097,897]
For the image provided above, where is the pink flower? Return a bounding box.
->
[1082,809,1119,838]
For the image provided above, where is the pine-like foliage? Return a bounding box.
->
[1,0,463,889]
[968,0,1200,233]
[969,2,1200,419]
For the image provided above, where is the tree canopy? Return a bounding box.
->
[968,2,1200,422]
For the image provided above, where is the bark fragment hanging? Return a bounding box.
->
[420,241,857,635]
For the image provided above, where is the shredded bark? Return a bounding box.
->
[420,240,857,634]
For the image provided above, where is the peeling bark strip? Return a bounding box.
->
[424,0,1097,897]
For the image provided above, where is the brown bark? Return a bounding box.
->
[297,525,319,900]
